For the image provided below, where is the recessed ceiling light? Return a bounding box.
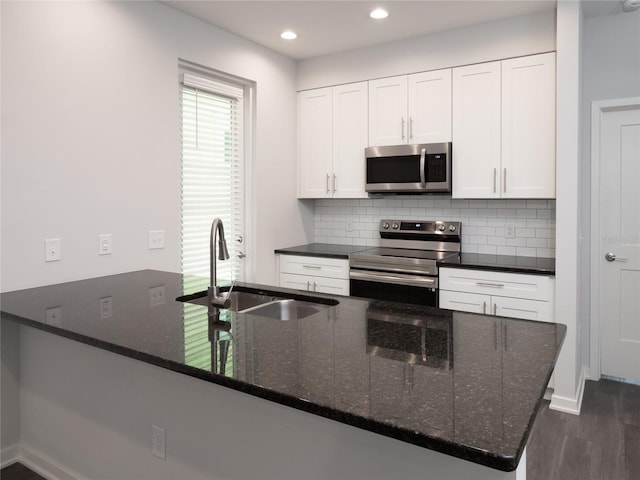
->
[281,31,298,40]
[370,8,389,20]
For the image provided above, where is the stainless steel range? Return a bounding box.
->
[349,219,462,306]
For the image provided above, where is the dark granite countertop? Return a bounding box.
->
[438,253,556,275]
[274,243,367,259]
[0,270,565,472]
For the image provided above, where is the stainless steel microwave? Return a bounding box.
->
[365,142,452,194]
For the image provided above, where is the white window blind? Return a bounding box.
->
[180,71,245,373]
[180,73,244,283]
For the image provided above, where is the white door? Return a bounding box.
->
[598,102,640,382]
[368,76,407,146]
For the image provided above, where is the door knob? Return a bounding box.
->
[605,252,627,262]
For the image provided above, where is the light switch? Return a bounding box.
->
[45,238,61,262]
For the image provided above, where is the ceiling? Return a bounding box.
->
[161,1,561,60]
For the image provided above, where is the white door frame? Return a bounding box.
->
[589,96,640,379]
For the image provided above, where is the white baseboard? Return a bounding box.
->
[1,444,82,480]
[0,444,20,468]
[549,367,586,415]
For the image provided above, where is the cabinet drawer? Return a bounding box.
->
[494,296,551,322]
[440,290,490,314]
[279,255,349,279]
[280,273,349,296]
[439,268,551,301]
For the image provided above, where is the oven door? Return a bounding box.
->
[349,269,438,306]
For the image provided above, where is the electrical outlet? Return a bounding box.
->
[152,425,166,460]
[505,224,516,239]
[45,238,61,262]
[45,307,63,326]
[149,285,166,307]
[99,296,113,319]
[148,230,165,250]
[99,234,112,255]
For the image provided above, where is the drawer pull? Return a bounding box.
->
[302,265,322,270]
[483,301,487,314]
[476,282,504,288]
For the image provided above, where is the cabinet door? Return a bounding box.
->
[279,272,313,292]
[501,52,556,198]
[408,69,452,144]
[298,88,333,198]
[452,61,502,198]
[439,290,491,314]
[332,82,368,198]
[368,76,408,146]
[492,296,551,322]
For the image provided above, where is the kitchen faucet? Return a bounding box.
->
[208,218,232,309]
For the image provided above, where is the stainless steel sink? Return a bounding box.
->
[240,299,330,321]
[176,286,338,320]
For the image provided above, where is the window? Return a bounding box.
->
[180,67,248,373]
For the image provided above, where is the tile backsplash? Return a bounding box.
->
[313,196,556,258]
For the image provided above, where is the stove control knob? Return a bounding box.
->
[438,224,446,232]
[382,222,390,229]
[392,223,400,230]
[449,225,456,232]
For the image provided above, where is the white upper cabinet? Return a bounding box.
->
[501,53,556,198]
[298,82,368,199]
[452,61,502,198]
[452,52,556,199]
[408,69,452,144]
[298,88,333,198]
[368,76,408,146]
[332,83,369,198]
[369,69,452,147]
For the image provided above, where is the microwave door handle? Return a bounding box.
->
[420,148,426,187]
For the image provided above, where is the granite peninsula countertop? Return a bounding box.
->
[0,270,565,472]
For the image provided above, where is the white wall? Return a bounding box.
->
[581,8,640,372]
[0,0,310,293]
[297,9,556,90]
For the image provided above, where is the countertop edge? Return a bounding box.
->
[2,308,522,472]
[437,261,556,276]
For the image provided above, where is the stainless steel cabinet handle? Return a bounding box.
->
[302,265,321,270]
[333,174,337,193]
[483,301,487,314]
[504,168,507,193]
[476,282,505,288]
[493,303,497,315]
[401,117,405,140]
[409,117,413,140]
[493,168,497,193]
[326,174,330,193]
[605,252,628,262]
[306,281,311,291]
[313,282,317,292]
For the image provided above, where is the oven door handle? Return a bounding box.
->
[350,270,437,288]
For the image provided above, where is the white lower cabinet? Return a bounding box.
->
[440,267,556,393]
[277,254,350,296]
[439,268,554,322]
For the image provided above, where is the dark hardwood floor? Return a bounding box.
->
[528,379,640,480]
[1,379,638,480]
[0,463,45,480]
